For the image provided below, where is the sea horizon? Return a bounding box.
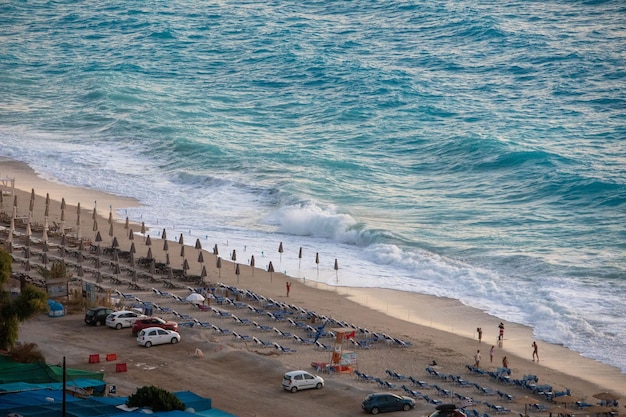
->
[1,1,624,374]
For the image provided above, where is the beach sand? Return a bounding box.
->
[2,158,624,416]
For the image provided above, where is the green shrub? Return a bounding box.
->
[127,385,185,412]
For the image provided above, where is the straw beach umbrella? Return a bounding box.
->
[162,228,167,240]
[129,229,134,240]
[278,242,283,262]
[213,244,219,255]
[216,257,222,278]
[593,392,620,403]
[231,250,237,269]
[197,251,204,275]
[334,258,339,281]
[315,252,320,277]
[268,261,275,282]
[298,247,303,269]
[250,255,255,277]
[235,263,240,283]
[75,203,81,239]
[200,265,207,282]
[514,396,538,417]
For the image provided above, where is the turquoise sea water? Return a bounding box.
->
[1,1,625,373]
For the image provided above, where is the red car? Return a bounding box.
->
[132,317,179,335]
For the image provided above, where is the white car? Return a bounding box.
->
[105,311,146,330]
[282,370,324,393]
[136,327,181,348]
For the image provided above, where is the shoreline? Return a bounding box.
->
[2,157,625,400]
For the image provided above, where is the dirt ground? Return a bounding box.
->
[18,312,435,417]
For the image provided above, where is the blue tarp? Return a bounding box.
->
[0,387,235,417]
[173,390,212,412]
[0,389,80,409]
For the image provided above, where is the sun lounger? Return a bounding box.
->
[252,336,272,348]
[402,385,423,399]
[314,341,333,351]
[292,335,314,344]
[232,331,251,341]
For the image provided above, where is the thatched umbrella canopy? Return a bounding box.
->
[298,247,303,269]
[268,261,275,282]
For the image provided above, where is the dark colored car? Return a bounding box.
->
[84,307,115,326]
[429,404,467,417]
[132,316,179,335]
[362,393,415,414]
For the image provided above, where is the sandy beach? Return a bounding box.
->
[1,158,624,416]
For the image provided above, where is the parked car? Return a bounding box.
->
[428,404,467,417]
[106,311,146,330]
[136,327,181,347]
[362,393,415,414]
[132,316,179,335]
[282,370,324,393]
[84,307,115,327]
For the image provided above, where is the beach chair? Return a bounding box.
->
[386,369,408,380]
[402,385,423,399]
[292,335,313,345]
[232,331,251,341]
[433,384,452,397]
[497,390,513,401]
[252,322,273,332]
[314,341,333,351]
[210,324,231,335]
[192,319,212,328]
[252,336,272,348]
[478,386,497,396]
[409,376,430,388]
[272,342,296,353]
[423,395,443,405]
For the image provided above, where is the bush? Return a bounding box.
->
[127,385,185,412]
[9,342,46,363]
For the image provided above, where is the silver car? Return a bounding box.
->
[282,370,324,393]
[106,311,146,330]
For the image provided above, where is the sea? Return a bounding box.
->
[1,1,625,374]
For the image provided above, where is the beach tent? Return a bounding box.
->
[48,299,65,317]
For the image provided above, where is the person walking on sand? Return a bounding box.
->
[532,341,539,361]
[490,345,495,363]
[474,349,481,367]
[502,356,509,368]
[477,327,483,342]
[286,281,291,297]
[498,322,505,340]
